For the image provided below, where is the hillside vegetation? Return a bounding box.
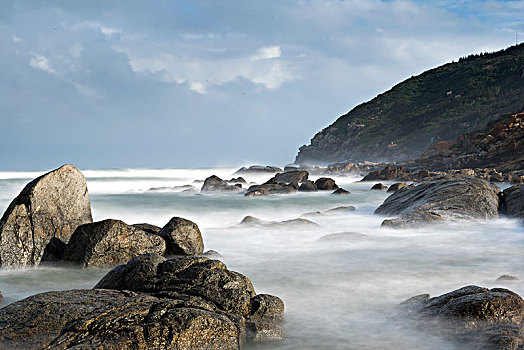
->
[295,44,524,164]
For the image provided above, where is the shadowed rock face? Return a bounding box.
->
[375,175,500,227]
[0,254,285,349]
[0,164,93,267]
[157,217,204,256]
[402,286,524,349]
[62,219,166,267]
[502,185,524,218]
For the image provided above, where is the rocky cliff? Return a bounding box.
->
[295,44,524,165]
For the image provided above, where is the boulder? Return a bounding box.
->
[361,165,410,181]
[502,185,524,218]
[324,206,356,214]
[387,183,408,192]
[375,176,500,227]
[228,177,247,185]
[156,217,204,256]
[314,177,338,191]
[0,254,284,349]
[273,170,309,184]
[245,183,296,196]
[332,188,350,195]
[239,216,318,229]
[132,223,161,234]
[371,183,388,190]
[496,275,520,282]
[62,219,166,267]
[240,216,264,226]
[298,181,318,192]
[402,286,524,349]
[201,175,242,192]
[0,164,93,267]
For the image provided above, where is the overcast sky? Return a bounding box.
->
[1,0,522,170]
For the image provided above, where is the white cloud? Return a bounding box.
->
[69,43,84,58]
[29,54,55,74]
[73,21,122,37]
[12,35,23,43]
[252,46,282,60]
[189,82,207,94]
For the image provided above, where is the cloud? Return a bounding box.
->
[11,35,23,43]
[73,21,122,37]
[29,54,55,74]
[252,46,281,60]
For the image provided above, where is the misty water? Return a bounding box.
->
[1,168,523,349]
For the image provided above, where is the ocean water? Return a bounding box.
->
[0,168,523,349]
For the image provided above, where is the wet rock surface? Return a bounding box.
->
[375,175,500,227]
[0,254,284,349]
[402,286,524,350]
[156,217,204,256]
[201,175,242,192]
[314,177,338,190]
[0,164,93,267]
[63,219,166,267]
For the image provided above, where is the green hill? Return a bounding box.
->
[295,44,524,165]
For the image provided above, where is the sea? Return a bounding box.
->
[0,167,523,349]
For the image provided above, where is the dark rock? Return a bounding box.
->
[234,183,243,188]
[244,189,270,197]
[245,183,297,196]
[362,165,410,181]
[298,181,318,192]
[402,285,524,349]
[228,177,247,185]
[274,170,309,184]
[315,177,338,190]
[497,275,520,281]
[490,171,505,182]
[63,219,166,267]
[240,216,264,226]
[233,165,283,175]
[371,183,388,190]
[156,217,204,256]
[40,237,67,263]
[413,169,431,180]
[502,185,524,218]
[375,176,500,227]
[332,188,350,195]
[201,175,242,192]
[0,164,93,267]
[0,255,284,348]
[387,183,408,192]
[132,223,161,234]
[0,291,3,307]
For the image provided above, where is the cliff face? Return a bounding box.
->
[414,113,524,172]
[295,44,524,165]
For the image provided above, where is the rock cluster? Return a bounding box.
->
[201,175,243,192]
[0,254,284,349]
[402,285,524,349]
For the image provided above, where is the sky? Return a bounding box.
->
[0,0,523,170]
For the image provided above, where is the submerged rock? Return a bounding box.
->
[332,188,350,195]
[402,285,524,349]
[0,164,93,267]
[371,183,388,190]
[0,254,284,349]
[156,217,204,256]
[314,177,338,191]
[239,216,318,229]
[496,275,520,281]
[324,206,356,214]
[63,219,166,267]
[375,176,500,227]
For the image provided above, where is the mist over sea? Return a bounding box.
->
[1,168,523,349]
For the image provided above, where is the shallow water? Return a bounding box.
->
[0,168,523,349]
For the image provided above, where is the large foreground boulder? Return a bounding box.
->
[156,217,204,256]
[0,254,284,349]
[62,219,166,267]
[402,286,524,349]
[0,164,93,267]
[375,175,500,227]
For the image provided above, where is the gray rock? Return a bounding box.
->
[332,188,350,195]
[233,165,283,175]
[274,170,309,184]
[245,183,297,196]
[201,175,242,192]
[371,183,388,190]
[314,177,338,190]
[496,275,520,281]
[502,185,524,218]
[228,177,247,185]
[240,216,264,226]
[239,216,318,229]
[62,219,166,267]
[375,176,500,227]
[298,181,318,192]
[156,217,204,256]
[147,185,195,192]
[202,250,223,259]
[387,183,409,192]
[0,254,285,348]
[402,285,524,349]
[324,206,356,214]
[0,164,93,267]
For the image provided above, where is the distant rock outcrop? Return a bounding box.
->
[233,165,283,175]
[375,175,500,227]
[0,164,93,267]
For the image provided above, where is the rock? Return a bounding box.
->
[0,164,93,267]
[240,216,264,226]
[244,189,270,197]
[375,176,500,227]
[298,181,318,192]
[202,250,223,259]
[273,170,309,184]
[0,291,3,307]
[324,206,356,214]
[387,183,408,192]
[502,185,524,218]
[332,188,350,195]
[201,175,242,192]
[361,165,410,181]
[496,275,520,281]
[490,171,505,182]
[245,183,297,196]
[233,165,283,175]
[0,254,284,349]
[279,218,319,227]
[402,285,524,349]
[132,223,161,234]
[148,185,195,192]
[239,216,318,229]
[40,237,67,263]
[228,177,247,185]
[413,169,431,180]
[318,232,367,241]
[511,176,524,185]
[62,219,166,267]
[156,217,204,256]
[371,183,388,190]
[314,177,338,190]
